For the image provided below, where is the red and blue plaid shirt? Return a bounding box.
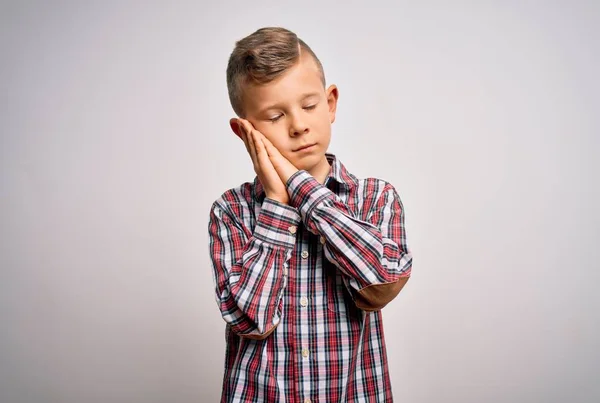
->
[208,152,413,402]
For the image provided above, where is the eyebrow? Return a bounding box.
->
[257,92,321,115]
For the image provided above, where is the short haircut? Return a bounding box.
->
[226,27,326,117]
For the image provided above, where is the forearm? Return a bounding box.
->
[287,170,412,310]
[210,198,300,338]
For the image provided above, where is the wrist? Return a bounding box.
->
[266,195,289,205]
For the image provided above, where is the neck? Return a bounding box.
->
[307,155,331,185]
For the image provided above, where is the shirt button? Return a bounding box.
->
[301,250,309,259]
[319,236,326,245]
[301,348,310,358]
[300,296,308,307]
[283,267,288,276]
[288,225,297,234]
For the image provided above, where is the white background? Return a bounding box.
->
[1,1,598,402]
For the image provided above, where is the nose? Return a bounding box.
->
[289,114,309,137]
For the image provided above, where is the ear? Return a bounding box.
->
[326,84,339,124]
[229,118,244,139]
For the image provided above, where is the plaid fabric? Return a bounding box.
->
[208,152,413,403]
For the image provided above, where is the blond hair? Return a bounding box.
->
[226,27,326,117]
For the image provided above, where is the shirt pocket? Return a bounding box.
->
[324,259,361,318]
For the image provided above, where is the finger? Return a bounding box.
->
[247,128,259,169]
[253,131,272,162]
[255,133,268,160]
[237,120,249,149]
[237,119,250,152]
[256,136,277,175]
[240,129,251,157]
[261,135,279,157]
[263,138,288,167]
[239,120,257,167]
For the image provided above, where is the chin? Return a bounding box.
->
[295,155,323,172]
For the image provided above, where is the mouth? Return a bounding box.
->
[294,143,317,152]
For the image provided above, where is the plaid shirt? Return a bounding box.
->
[208,152,413,403]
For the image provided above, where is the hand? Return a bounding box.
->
[236,118,290,205]
[260,135,300,185]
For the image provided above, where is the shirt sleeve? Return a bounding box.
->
[208,196,301,339]
[286,170,413,311]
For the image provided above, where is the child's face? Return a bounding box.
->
[239,52,338,170]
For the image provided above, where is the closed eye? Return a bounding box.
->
[303,104,317,110]
[269,114,283,123]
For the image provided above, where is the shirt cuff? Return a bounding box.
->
[286,170,332,223]
[253,197,301,248]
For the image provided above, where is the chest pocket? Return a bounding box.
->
[324,257,361,319]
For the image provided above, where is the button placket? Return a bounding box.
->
[296,236,312,396]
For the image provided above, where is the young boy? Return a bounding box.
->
[208,27,413,403]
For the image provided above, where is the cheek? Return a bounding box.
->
[312,110,332,130]
[259,128,287,149]
[254,125,277,141]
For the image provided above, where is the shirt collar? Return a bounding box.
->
[253,152,358,201]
